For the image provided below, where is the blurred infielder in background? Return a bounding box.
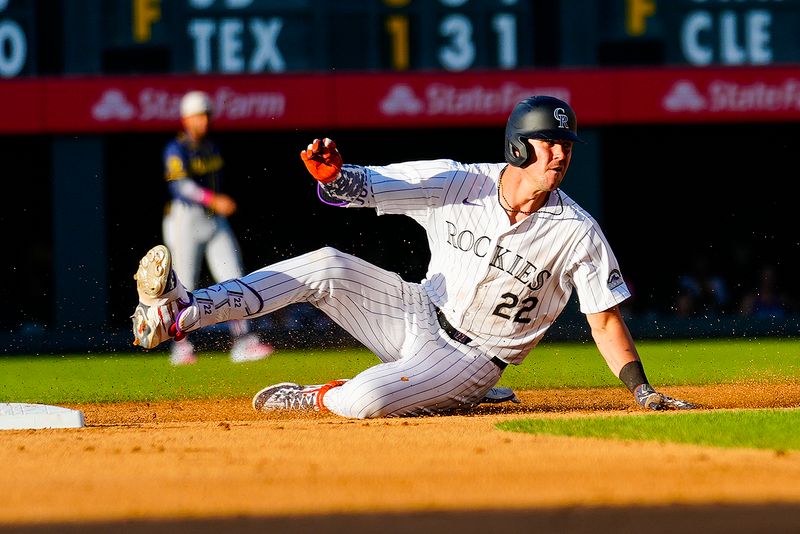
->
[160,90,274,365]
[134,95,695,415]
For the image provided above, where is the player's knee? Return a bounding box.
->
[322,378,404,419]
[342,395,414,419]
[308,246,351,275]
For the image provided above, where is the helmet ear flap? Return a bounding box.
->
[505,136,529,167]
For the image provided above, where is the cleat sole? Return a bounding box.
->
[135,245,172,299]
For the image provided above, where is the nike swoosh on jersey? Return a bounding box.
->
[462,198,480,206]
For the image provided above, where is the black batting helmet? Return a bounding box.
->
[504,96,584,167]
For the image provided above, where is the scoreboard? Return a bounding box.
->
[662,0,800,66]
[105,0,535,74]
[4,0,800,78]
[0,0,36,77]
[596,0,800,66]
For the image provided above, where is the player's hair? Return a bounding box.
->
[504,96,584,167]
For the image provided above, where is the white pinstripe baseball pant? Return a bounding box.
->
[190,247,504,418]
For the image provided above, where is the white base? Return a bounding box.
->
[0,403,85,430]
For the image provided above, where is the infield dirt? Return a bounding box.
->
[1,383,799,533]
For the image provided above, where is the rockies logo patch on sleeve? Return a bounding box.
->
[607,269,624,290]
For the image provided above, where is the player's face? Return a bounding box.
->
[526,139,573,191]
[182,113,210,141]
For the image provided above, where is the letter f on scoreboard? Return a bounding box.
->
[626,0,656,37]
[134,0,162,43]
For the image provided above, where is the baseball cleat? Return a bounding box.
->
[655,394,698,410]
[230,333,274,363]
[252,383,307,411]
[635,384,665,409]
[635,384,697,410]
[170,339,198,366]
[252,380,347,412]
[480,387,521,404]
[131,245,193,349]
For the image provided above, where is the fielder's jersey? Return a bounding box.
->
[322,159,631,365]
[163,132,224,207]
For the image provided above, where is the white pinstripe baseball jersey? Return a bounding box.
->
[330,159,631,365]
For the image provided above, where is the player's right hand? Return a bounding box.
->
[209,193,237,217]
[300,138,342,184]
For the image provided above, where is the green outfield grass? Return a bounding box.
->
[3,338,795,452]
[500,337,800,388]
[0,339,800,404]
[497,408,800,451]
[0,338,798,404]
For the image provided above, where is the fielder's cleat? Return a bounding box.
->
[170,339,197,366]
[131,245,193,349]
[230,333,274,363]
[252,380,347,412]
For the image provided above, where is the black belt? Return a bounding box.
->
[435,308,507,370]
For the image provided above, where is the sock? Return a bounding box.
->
[180,279,263,330]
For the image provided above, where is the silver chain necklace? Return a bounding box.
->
[497,168,536,215]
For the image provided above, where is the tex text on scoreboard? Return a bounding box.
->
[131,0,535,74]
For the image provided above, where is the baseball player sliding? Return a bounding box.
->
[160,90,273,365]
[133,95,695,416]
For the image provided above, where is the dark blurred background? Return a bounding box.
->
[2,0,799,353]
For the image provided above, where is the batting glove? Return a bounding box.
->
[300,138,343,184]
[634,384,697,410]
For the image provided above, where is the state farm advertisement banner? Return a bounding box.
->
[2,66,800,133]
[617,67,800,124]
[331,70,616,128]
[39,74,333,132]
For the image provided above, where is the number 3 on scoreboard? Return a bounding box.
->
[386,11,519,71]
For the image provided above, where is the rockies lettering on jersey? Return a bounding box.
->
[446,221,551,291]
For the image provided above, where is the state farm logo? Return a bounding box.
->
[380,83,570,117]
[92,87,286,121]
[663,78,800,113]
[92,89,136,120]
[663,80,706,112]
[380,85,424,115]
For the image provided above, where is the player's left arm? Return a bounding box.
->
[586,307,697,410]
[300,137,450,214]
[300,138,369,206]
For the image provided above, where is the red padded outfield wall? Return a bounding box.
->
[2,65,800,133]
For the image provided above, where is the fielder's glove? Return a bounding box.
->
[634,384,697,410]
[300,137,343,184]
